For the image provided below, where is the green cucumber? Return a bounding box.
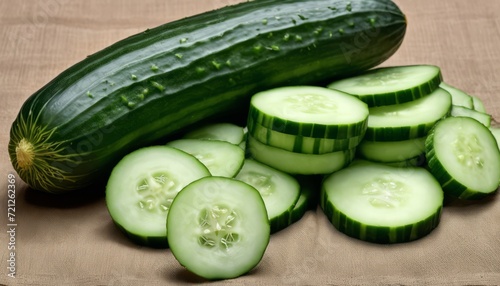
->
[440,82,474,109]
[247,135,355,175]
[166,139,245,177]
[248,86,369,139]
[472,96,487,113]
[182,123,245,145]
[291,175,322,223]
[490,126,500,152]
[8,0,407,193]
[425,116,500,200]
[235,159,301,233]
[450,105,492,127]
[364,87,452,141]
[105,146,211,248]
[167,176,270,280]
[321,160,443,244]
[357,137,426,163]
[248,119,363,154]
[327,65,442,106]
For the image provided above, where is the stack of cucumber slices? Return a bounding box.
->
[246,86,368,174]
[105,64,500,280]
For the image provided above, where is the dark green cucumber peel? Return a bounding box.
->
[9,0,406,193]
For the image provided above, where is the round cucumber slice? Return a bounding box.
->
[321,161,443,244]
[247,135,355,175]
[365,87,452,141]
[248,119,363,154]
[327,65,442,107]
[426,116,500,200]
[248,86,369,139]
[106,146,211,248]
[183,123,245,145]
[167,176,270,280]
[166,139,245,177]
[235,159,300,233]
[357,137,426,163]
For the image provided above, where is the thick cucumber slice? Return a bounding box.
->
[357,137,426,163]
[166,139,245,177]
[440,82,474,109]
[106,146,211,248]
[327,65,442,107]
[167,176,270,280]
[235,159,300,233]
[426,116,500,200]
[451,105,491,127]
[321,161,443,244]
[248,86,369,139]
[365,87,452,141]
[183,123,245,145]
[248,119,363,154]
[381,155,426,168]
[247,135,355,175]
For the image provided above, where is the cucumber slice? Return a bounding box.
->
[167,176,270,280]
[440,82,474,109]
[166,139,245,177]
[357,137,426,163]
[320,161,443,244]
[381,155,426,168]
[235,159,300,233]
[426,116,500,200]
[247,135,355,175]
[327,65,442,107]
[106,146,211,248]
[183,123,245,145]
[248,86,369,139]
[291,175,321,223]
[365,87,452,141]
[248,119,363,154]
[450,105,492,127]
[472,96,487,113]
[490,126,500,152]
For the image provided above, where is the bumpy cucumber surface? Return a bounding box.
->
[8,0,406,193]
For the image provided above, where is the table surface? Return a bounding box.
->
[1,0,500,285]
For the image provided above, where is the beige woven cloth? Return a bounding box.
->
[1,0,499,285]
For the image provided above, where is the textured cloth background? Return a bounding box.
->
[1,0,500,285]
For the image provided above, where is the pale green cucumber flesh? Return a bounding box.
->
[235,159,300,233]
[248,86,369,139]
[472,96,487,113]
[106,146,210,248]
[426,116,500,200]
[440,82,474,109]
[327,65,442,107]
[321,161,443,244]
[365,87,452,141]
[166,139,245,177]
[183,123,245,145]
[248,119,363,154]
[247,135,355,175]
[167,176,270,280]
[451,105,491,127]
[357,137,426,163]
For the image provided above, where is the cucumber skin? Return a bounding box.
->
[8,0,406,193]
